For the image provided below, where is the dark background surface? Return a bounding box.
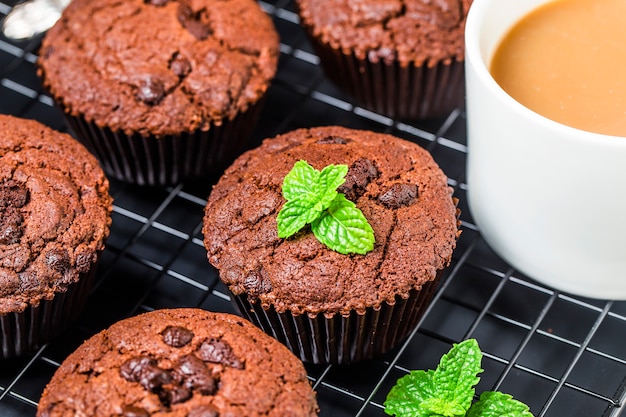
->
[1,0,626,416]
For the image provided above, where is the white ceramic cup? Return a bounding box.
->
[465,0,626,299]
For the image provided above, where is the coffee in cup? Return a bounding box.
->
[465,0,626,299]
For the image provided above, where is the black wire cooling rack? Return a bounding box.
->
[1,0,626,416]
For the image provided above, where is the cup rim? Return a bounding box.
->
[465,0,626,147]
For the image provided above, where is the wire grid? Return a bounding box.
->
[1,0,626,416]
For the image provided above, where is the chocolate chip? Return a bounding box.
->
[188,405,219,417]
[0,181,29,208]
[119,357,151,382]
[144,0,169,5]
[170,53,191,78]
[0,269,20,297]
[337,158,379,201]
[75,249,96,273]
[0,181,28,245]
[197,339,244,369]
[162,326,194,348]
[120,356,172,392]
[0,207,23,245]
[19,271,39,292]
[316,136,348,145]
[136,77,165,105]
[173,355,217,395]
[243,267,272,297]
[157,384,192,405]
[118,356,220,407]
[378,183,419,208]
[45,248,70,273]
[177,3,212,40]
[121,405,150,417]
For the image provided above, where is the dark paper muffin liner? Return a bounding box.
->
[230,274,441,364]
[63,99,265,186]
[307,34,465,120]
[0,265,97,360]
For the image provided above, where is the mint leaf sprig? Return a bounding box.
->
[276,160,375,255]
[384,339,534,417]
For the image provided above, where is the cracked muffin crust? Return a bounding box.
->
[37,309,319,417]
[297,0,471,66]
[38,0,280,185]
[38,0,279,136]
[0,114,112,358]
[294,0,473,119]
[202,126,460,363]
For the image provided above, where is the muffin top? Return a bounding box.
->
[203,126,460,317]
[296,0,473,66]
[37,308,319,417]
[38,0,280,137]
[0,115,112,315]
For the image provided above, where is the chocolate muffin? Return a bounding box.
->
[295,0,472,120]
[38,0,280,186]
[0,114,112,359]
[37,308,319,417]
[203,126,460,364]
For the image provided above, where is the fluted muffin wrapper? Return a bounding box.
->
[63,100,265,186]
[230,273,441,365]
[307,33,465,120]
[0,265,97,360]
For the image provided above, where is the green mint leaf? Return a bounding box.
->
[384,339,534,417]
[281,161,346,212]
[282,160,320,201]
[278,160,375,254]
[384,339,483,417]
[466,391,534,417]
[278,161,347,238]
[317,163,348,209]
[431,339,483,414]
[276,197,322,238]
[421,397,468,417]
[310,194,375,255]
[384,370,436,417]
[295,163,347,215]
